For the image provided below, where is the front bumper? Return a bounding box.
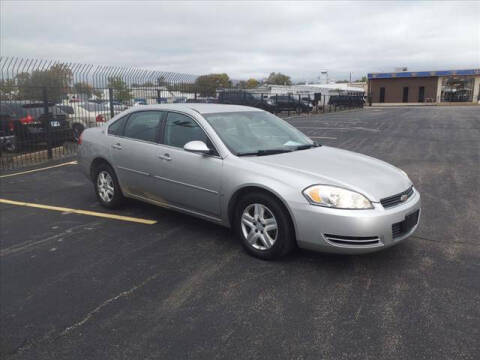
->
[292,188,421,254]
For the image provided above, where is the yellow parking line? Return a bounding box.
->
[0,198,157,225]
[0,161,78,178]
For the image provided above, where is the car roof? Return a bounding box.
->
[127,103,261,115]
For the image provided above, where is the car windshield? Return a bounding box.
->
[204,111,315,156]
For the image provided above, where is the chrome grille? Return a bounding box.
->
[381,186,414,209]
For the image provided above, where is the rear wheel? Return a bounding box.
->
[94,163,123,208]
[234,192,295,260]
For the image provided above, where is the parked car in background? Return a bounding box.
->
[62,102,113,141]
[217,90,276,112]
[271,95,313,113]
[0,101,72,152]
[186,97,217,103]
[134,98,147,106]
[79,104,420,260]
[173,97,188,103]
[328,95,365,108]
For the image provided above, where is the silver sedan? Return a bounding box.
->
[78,104,421,260]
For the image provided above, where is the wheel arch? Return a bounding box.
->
[90,157,114,182]
[227,185,298,240]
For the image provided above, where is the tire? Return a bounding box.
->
[72,123,85,143]
[93,163,124,209]
[4,138,17,153]
[234,192,295,260]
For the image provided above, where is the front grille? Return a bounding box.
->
[324,234,381,246]
[381,186,414,209]
[392,210,420,239]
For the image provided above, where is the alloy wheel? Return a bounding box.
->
[241,203,278,250]
[97,171,114,203]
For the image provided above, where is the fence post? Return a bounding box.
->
[108,88,115,119]
[43,87,53,159]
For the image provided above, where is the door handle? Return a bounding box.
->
[112,143,122,150]
[158,153,171,161]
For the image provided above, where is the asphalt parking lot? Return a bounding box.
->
[1,106,479,360]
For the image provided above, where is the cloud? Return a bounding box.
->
[1,0,479,80]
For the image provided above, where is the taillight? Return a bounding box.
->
[96,114,105,122]
[20,114,34,124]
[78,132,83,145]
[8,121,15,132]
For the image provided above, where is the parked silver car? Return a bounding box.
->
[78,104,421,259]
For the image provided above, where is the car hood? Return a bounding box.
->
[245,146,412,202]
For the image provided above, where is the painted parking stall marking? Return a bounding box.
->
[0,160,78,178]
[0,198,157,225]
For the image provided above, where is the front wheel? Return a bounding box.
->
[234,192,295,260]
[94,163,124,209]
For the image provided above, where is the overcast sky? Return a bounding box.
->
[1,0,479,81]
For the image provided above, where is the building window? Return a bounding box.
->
[402,87,409,103]
[440,76,475,102]
[418,86,425,103]
[379,87,385,103]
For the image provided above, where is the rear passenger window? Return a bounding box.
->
[164,112,208,148]
[123,111,162,142]
[108,116,127,136]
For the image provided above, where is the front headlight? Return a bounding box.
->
[302,185,373,209]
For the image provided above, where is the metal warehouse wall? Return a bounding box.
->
[369,77,438,103]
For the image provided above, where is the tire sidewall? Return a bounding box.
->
[94,163,123,209]
[234,192,295,260]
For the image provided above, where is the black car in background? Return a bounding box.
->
[186,97,217,103]
[0,101,72,152]
[217,90,277,112]
[271,95,313,113]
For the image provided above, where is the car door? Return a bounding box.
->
[109,110,165,198]
[152,111,223,218]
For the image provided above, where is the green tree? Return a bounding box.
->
[16,63,72,102]
[0,79,16,99]
[194,73,231,97]
[266,72,292,86]
[245,78,259,89]
[108,76,132,103]
[73,82,94,98]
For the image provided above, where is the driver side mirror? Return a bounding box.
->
[184,140,211,155]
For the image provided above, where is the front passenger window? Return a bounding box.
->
[123,111,162,142]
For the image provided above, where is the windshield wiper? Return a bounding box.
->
[294,142,321,150]
[237,148,293,156]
